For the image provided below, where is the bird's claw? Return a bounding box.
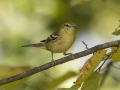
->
[51,59,56,67]
[69,53,75,60]
[64,52,75,60]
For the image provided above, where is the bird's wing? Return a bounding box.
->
[40,31,59,43]
[22,32,59,48]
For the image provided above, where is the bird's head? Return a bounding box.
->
[62,22,76,31]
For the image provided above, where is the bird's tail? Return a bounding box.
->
[21,43,46,49]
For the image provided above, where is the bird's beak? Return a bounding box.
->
[73,25,76,29]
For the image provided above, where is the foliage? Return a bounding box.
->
[58,50,106,90]
[74,50,106,84]
[81,71,100,90]
[0,0,120,90]
[112,21,120,36]
[111,47,120,62]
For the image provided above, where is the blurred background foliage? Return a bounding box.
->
[0,0,120,90]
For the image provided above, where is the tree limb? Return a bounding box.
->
[0,39,120,86]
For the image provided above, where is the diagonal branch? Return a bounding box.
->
[0,39,120,86]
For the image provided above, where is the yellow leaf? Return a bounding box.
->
[74,50,106,84]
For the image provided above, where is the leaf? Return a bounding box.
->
[111,47,120,62]
[112,29,120,36]
[112,23,120,36]
[58,84,81,90]
[81,71,100,90]
[74,50,106,84]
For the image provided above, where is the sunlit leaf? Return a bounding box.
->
[74,50,106,84]
[81,71,100,90]
[111,47,120,62]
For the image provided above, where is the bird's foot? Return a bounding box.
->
[63,52,75,60]
[51,59,56,67]
[68,53,75,60]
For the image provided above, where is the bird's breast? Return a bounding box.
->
[46,32,75,53]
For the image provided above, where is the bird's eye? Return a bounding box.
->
[65,24,71,27]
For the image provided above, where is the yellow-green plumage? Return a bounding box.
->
[46,25,76,53]
[22,22,76,63]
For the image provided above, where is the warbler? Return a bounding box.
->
[22,22,76,65]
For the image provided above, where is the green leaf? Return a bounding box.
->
[111,47,120,62]
[81,71,100,90]
[112,29,120,36]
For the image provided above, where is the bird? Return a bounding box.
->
[22,22,76,65]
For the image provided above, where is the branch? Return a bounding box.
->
[0,39,120,86]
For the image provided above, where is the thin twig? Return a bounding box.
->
[82,41,89,50]
[0,39,120,86]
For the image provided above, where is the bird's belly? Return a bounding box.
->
[46,35,75,53]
